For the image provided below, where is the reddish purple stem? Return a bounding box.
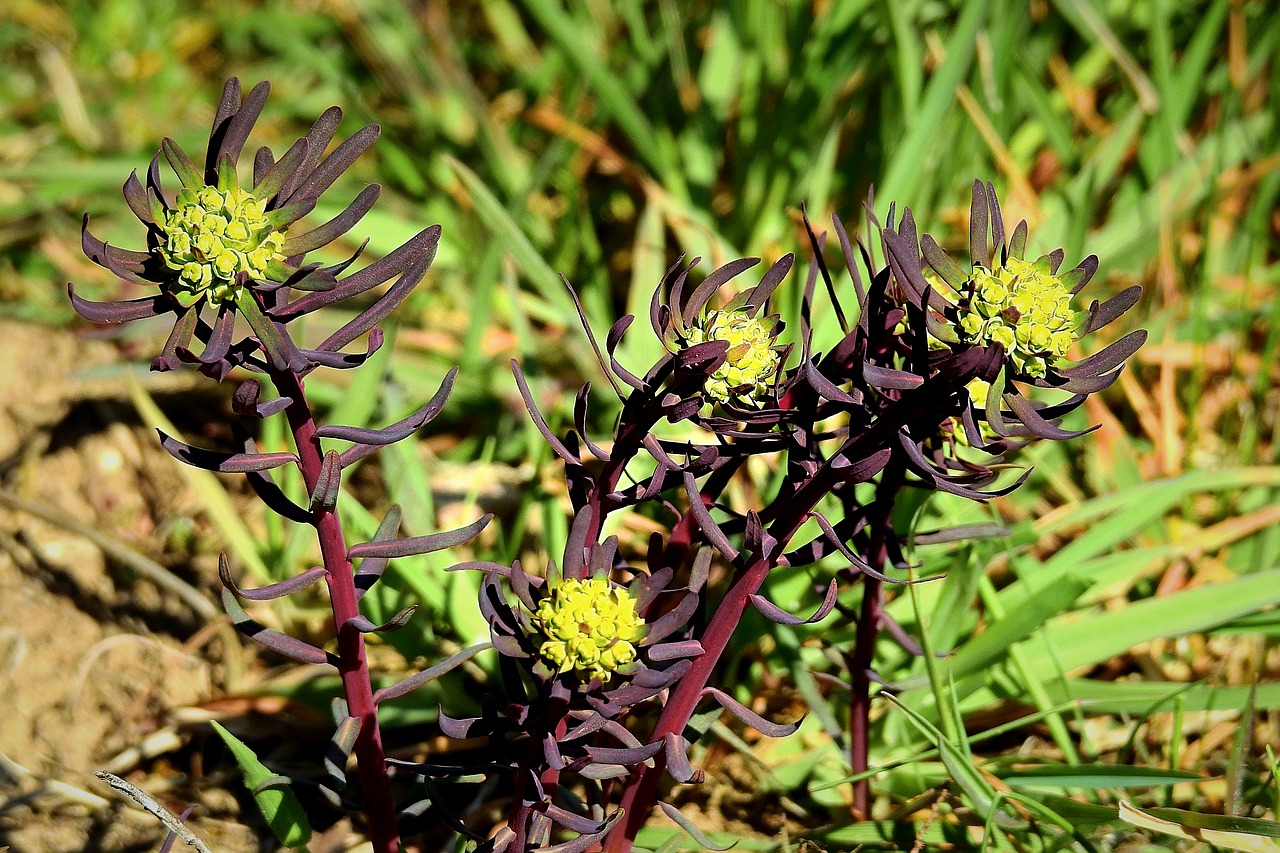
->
[274,369,401,853]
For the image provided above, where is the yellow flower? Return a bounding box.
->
[684,310,781,406]
[533,577,644,683]
[159,185,286,306]
[957,256,1085,379]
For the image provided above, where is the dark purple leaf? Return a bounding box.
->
[743,253,794,314]
[1064,254,1099,294]
[1058,329,1147,379]
[864,363,925,390]
[642,590,699,646]
[251,137,307,203]
[222,589,337,665]
[749,578,838,625]
[376,642,491,705]
[309,450,342,511]
[1005,390,1095,440]
[646,639,703,661]
[347,513,492,559]
[682,257,758,325]
[302,327,384,371]
[511,361,582,467]
[1047,247,1065,274]
[219,555,327,601]
[122,170,153,224]
[970,179,990,268]
[831,447,893,484]
[318,367,456,446]
[81,217,147,271]
[159,431,297,472]
[211,80,269,176]
[152,304,199,372]
[703,686,803,737]
[66,285,167,325]
[280,106,344,202]
[347,605,417,634]
[314,245,435,352]
[682,470,739,562]
[290,124,380,202]
[660,735,702,786]
[584,741,663,766]
[282,184,380,256]
[194,305,236,366]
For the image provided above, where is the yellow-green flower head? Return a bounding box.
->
[533,577,645,683]
[684,310,780,406]
[159,186,285,307]
[958,256,1085,379]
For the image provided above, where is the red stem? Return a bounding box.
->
[275,369,401,853]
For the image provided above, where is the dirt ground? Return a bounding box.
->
[0,319,274,853]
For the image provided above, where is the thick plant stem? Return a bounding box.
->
[848,467,901,817]
[605,465,838,852]
[275,370,401,853]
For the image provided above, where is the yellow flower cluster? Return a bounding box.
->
[685,310,780,406]
[160,186,286,306]
[533,577,644,683]
[958,256,1083,379]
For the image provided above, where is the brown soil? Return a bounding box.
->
[0,319,263,853]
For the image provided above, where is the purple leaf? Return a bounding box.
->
[743,253,794,314]
[642,590,699,646]
[682,470,739,562]
[81,216,148,271]
[683,257,758,325]
[347,605,417,633]
[584,741,663,766]
[195,305,236,366]
[317,367,456,445]
[251,137,308,202]
[219,553,326,601]
[222,589,337,665]
[749,578,838,625]
[122,170,153,224]
[212,80,269,175]
[347,513,492,559]
[152,304,199,372]
[1005,390,1095,440]
[702,686,803,738]
[374,642,491,704]
[314,244,436,352]
[67,285,167,325]
[645,639,703,661]
[283,184,380,256]
[159,431,297,473]
[1082,288,1145,334]
[277,226,441,320]
[661,734,702,785]
[290,124,380,203]
[511,361,583,467]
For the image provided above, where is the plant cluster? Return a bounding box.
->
[74,79,1144,853]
